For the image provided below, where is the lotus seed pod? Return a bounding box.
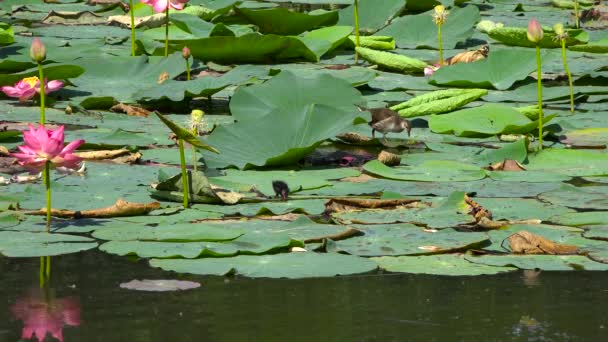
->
[378,150,401,166]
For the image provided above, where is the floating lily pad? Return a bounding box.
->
[526,149,608,177]
[235,7,338,35]
[92,223,244,242]
[0,231,97,257]
[120,279,201,292]
[465,255,608,271]
[372,254,516,276]
[363,160,487,182]
[150,252,379,278]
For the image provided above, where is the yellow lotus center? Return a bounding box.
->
[22,76,39,88]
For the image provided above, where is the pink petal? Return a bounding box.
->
[60,139,85,155]
[45,80,64,94]
[153,0,169,12]
[22,125,43,152]
[169,0,187,10]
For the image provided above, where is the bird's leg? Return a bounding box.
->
[372,128,376,139]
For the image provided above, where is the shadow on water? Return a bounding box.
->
[1,250,607,341]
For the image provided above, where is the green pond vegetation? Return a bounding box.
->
[1,0,608,278]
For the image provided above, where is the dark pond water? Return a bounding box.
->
[1,251,606,342]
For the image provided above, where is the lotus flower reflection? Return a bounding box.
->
[1,76,63,103]
[12,289,80,342]
[12,125,84,174]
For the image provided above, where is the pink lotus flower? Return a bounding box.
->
[527,18,544,43]
[12,290,80,342]
[1,76,63,103]
[141,0,189,13]
[424,64,441,76]
[12,125,85,174]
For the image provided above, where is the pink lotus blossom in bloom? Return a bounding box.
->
[140,0,189,13]
[1,76,63,103]
[12,125,85,174]
[12,291,80,342]
[424,64,441,76]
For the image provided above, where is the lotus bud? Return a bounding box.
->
[30,38,46,63]
[527,18,544,43]
[182,46,191,59]
[553,23,568,40]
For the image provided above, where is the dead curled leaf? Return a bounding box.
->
[110,103,151,117]
[75,149,131,160]
[304,227,364,244]
[464,194,493,221]
[27,199,161,219]
[485,159,526,171]
[324,198,424,214]
[506,230,578,255]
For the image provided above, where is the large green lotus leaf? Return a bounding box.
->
[0,63,84,87]
[539,185,608,210]
[234,7,337,35]
[69,53,187,107]
[211,168,359,195]
[0,231,97,257]
[1,163,163,211]
[154,112,219,153]
[465,255,608,271]
[333,192,475,228]
[0,24,14,45]
[583,226,608,240]
[201,71,366,168]
[429,104,554,137]
[429,49,557,90]
[271,65,377,87]
[337,0,406,34]
[300,26,354,57]
[64,128,160,149]
[488,170,570,183]
[378,6,479,49]
[335,225,488,256]
[569,37,608,53]
[559,128,608,148]
[194,199,327,216]
[526,149,608,177]
[150,252,378,278]
[483,223,584,253]
[550,212,608,226]
[363,160,487,182]
[367,71,439,91]
[484,84,608,104]
[390,88,488,118]
[99,233,301,258]
[92,223,244,242]
[475,198,575,221]
[172,33,319,63]
[372,254,516,276]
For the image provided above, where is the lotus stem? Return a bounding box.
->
[129,0,136,56]
[39,257,45,287]
[178,139,189,208]
[574,0,580,29]
[535,45,544,150]
[560,39,574,112]
[44,161,51,232]
[354,0,360,64]
[437,24,444,65]
[46,255,51,279]
[37,63,45,125]
[186,58,190,81]
[164,6,169,57]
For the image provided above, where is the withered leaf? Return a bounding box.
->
[507,230,578,255]
[110,103,151,117]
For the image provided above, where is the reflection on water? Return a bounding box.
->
[12,287,80,342]
[1,251,607,341]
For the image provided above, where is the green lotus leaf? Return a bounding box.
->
[465,255,608,271]
[372,254,516,276]
[234,7,338,35]
[337,0,406,34]
[355,47,427,74]
[0,231,97,257]
[526,149,608,177]
[378,6,480,49]
[0,63,84,87]
[487,27,588,48]
[150,252,379,278]
[390,88,488,118]
[363,160,487,182]
[92,222,244,242]
[154,112,219,153]
[200,71,366,169]
[429,104,556,137]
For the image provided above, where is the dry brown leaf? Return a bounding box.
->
[464,194,493,221]
[113,152,142,164]
[486,159,526,171]
[0,145,9,156]
[28,199,161,219]
[507,230,578,255]
[304,227,365,244]
[41,10,105,25]
[110,103,151,117]
[108,13,166,29]
[157,71,170,85]
[418,245,442,251]
[325,198,424,214]
[75,149,131,160]
[341,173,375,183]
[378,150,401,166]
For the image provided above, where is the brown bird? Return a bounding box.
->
[362,107,411,141]
[446,45,489,65]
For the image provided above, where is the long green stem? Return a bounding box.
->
[39,256,45,287]
[560,40,574,112]
[45,255,51,279]
[164,6,169,57]
[192,147,197,172]
[438,24,444,65]
[535,45,544,150]
[129,0,136,56]
[186,58,190,81]
[44,161,51,232]
[574,0,579,29]
[353,0,360,64]
[178,139,189,208]
[38,63,45,125]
